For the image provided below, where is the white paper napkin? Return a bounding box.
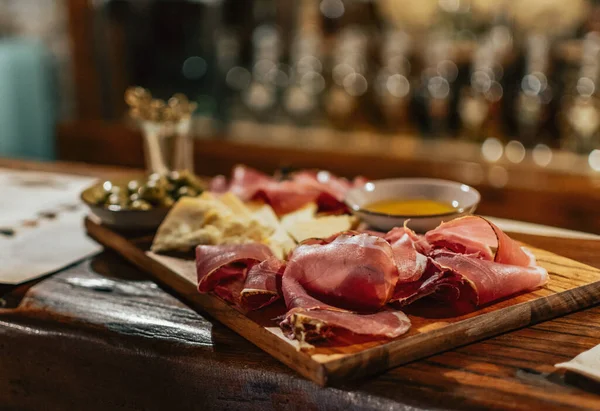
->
[556,344,600,382]
[0,168,102,284]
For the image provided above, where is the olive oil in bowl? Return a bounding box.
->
[344,178,480,232]
[363,199,456,216]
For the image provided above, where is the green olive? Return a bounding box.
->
[130,199,152,211]
[109,185,123,195]
[165,182,176,194]
[138,181,167,205]
[100,180,114,194]
[127,180,140,194]
[93,190,110,205]
[159,196,175,208]
[106,193,127,206]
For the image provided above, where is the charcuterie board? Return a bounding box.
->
[85,217,600,386]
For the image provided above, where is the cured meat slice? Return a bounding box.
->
[280,273,410,343]
[384,227,428,283]
[425,216,535,267]
[228,165,275,201]
[209,174,228,194]
[486,219,537,267]
[390,218,546,307]
[280,232,409,344]
[293,171,367,214]
[389,263,448,306]
[213,275,245,307]
[283,232,399,311]
[280,305,411,344]
[425,216,496,259]
[196,243,273,308]
[432,251,549,305]
[291,170,367,202]
[240,257,286,310]
[211,165,368,215]
[252,180,322,216]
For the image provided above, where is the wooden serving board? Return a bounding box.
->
[85,217,600,386]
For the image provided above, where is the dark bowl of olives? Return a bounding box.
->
[81,171,205,230]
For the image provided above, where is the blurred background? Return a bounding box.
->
[2,0,600,231]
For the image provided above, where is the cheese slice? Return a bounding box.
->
[246,201,281,230]
[218,192,255,220]
[247,201,296,259]
[285,215,358,243]
[151,193,272,253]
[280,202,318,233]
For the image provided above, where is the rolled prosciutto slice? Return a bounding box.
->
[281,271,410,344]
[425,216,536,267]
[196,243,274,308]
[432,251,549,305]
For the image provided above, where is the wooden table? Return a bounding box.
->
[1,159,600,410]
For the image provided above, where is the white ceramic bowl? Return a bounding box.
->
[345,178,480,233]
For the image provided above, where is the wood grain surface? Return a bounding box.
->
[84,218,600,387]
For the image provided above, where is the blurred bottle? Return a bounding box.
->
[560,32,600,153]
[373,29,413,133]
[213,0,255,127]
[283,0,324,125]
[414,32,458,138]
[323,26,369,129]
[514,33,556,148]
[242,1,282,122]
[458,25,511,142]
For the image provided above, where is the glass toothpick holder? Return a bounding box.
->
[125,88,197,175]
